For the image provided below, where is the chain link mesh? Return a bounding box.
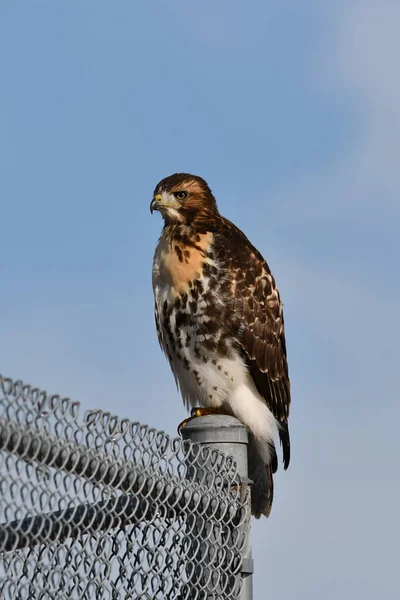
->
[0,375,249,599]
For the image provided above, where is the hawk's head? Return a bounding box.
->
[150,173,218,224]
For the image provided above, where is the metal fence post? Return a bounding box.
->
[181,414,253,600]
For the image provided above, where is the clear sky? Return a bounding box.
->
[1,1,399,597]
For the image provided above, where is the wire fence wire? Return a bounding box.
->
[0,375,250,599]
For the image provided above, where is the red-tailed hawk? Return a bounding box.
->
[151,173,290,517]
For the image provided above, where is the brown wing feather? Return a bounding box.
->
[213,218,291,469]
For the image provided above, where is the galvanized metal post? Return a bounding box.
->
[181,414,253,600]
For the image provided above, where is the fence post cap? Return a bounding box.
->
[180,414,248,445]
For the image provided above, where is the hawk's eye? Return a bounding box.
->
[173,191,188,200]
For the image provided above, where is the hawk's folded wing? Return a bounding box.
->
[213,220,291,469]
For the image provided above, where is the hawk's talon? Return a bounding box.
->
[177,407,228,435]
[177,417,192,434]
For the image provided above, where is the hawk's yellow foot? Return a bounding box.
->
[177,407,229,434]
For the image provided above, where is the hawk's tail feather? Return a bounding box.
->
[248,434,274,518]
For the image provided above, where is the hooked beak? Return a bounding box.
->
[150,194,163,214]
[150,193,181,214]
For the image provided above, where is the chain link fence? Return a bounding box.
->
[0,375,252,599]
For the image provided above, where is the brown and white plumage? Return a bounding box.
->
[151,173,291,517]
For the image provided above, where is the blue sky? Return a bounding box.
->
[1,1,399,597]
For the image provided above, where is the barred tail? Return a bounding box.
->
[248,434,275,518]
